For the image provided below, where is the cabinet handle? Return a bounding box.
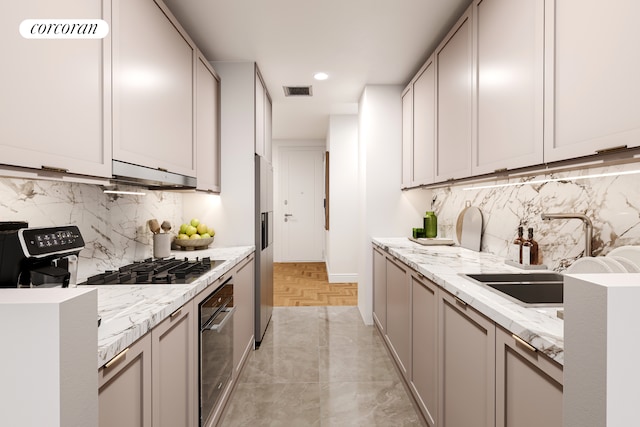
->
[170,308,182,319]
[494,168,508,174]
[454,296,467,308]
[512,334,537,353]
[41,165,69,174]
[104,348,129,369]
[157,167,168,172]
[595,145,627,155]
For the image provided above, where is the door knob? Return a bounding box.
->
[284,213,293,222]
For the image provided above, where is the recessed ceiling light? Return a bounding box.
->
[313,72,329,81]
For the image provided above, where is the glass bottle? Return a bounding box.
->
[424,211,437,238]
[512,226,524,263]
[523,227,539,265]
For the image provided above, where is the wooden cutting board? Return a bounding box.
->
[459,206,483,251]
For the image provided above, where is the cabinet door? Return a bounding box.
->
[473,0,544,174]
[410,272,438,427]
[439,291,495,427]
[0,1,111,178]
[255,71,265,157]
[112,0,195,177]
[544,0,640,161]
[385,257,410,379]
[233,255,255,377]
[372,247,387,332]
[195,52,221,193]
[264,94,273,163]
[412,56,436,186]
[99,334,152,427]
[495,327,563,427]
[435,7,473,182]
[151,302,196,427]
[401,85,413,189]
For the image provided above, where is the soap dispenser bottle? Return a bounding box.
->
[522,227,539,266]
[512,226,524,263]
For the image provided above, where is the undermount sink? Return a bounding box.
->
[463,273,564,306]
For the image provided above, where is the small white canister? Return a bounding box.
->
[153,233,172,259]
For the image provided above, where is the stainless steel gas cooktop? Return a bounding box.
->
[80,257,225,285]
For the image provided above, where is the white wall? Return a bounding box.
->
[326,115,359,282]
[183,62,256,247]
[357,85,430,324]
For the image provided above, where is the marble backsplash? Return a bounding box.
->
[422,161,640,271]
[0,177,183,282]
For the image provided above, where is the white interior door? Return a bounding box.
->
[279,147,325,262]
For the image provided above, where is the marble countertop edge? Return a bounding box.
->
[372,237,564,365]
[90,245,254,368]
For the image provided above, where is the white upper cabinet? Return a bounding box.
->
[435,7,473,182]
[401,86,413,189]
[195,52,221,193]
[472,0,544,175]
[255,69,272,162]
[112,0,196,177]
[255,72,265,158]
[264,91,273,163]
[412,56,436,186]
[544,0,640,162]
[0,0,112,178]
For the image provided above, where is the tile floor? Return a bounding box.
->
[220,306,425,426]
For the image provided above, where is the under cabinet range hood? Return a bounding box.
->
[111,160,196,190]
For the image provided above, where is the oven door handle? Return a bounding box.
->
[207,307,235,332]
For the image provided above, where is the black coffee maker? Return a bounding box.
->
[0,222,85,288]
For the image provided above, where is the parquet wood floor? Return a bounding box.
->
[273,262,358,306]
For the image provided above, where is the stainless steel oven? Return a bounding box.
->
[199,276,234,426]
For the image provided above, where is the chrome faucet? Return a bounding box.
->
[541,213,593,257]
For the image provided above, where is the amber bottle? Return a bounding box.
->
[522,227,539,266]
[512,226,524,263]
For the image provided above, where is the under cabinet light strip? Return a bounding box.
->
[103,190,147,196]
[462,169,640,191]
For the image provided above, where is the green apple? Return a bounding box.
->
[207,227,215,236]
[196,223,208,235]
[190,218,200,227]
[189,233,202,239]
[179,223,188,234]
[185,225,197,236]
[200,233,211,239]
[178,233,189,240]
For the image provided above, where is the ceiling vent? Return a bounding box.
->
[283,85,313,97]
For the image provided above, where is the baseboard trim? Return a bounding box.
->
[327,273,358,283]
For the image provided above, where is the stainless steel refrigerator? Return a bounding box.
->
[255,155,273,345]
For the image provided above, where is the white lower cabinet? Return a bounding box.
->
[98,333,152,427]
[151,302,196,427]
[373,246,563,427]
[439,291,495,427]
[233,254,255,378]
[495,326,563,427]
[385,256,411,380]
[372,247,387,332]
[98,302,195,427]
[410,272,438,426]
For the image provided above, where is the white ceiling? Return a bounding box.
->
[163,0,471,140]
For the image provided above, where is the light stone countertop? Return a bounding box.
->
[373,237,564,365]
[83,245,254,368]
